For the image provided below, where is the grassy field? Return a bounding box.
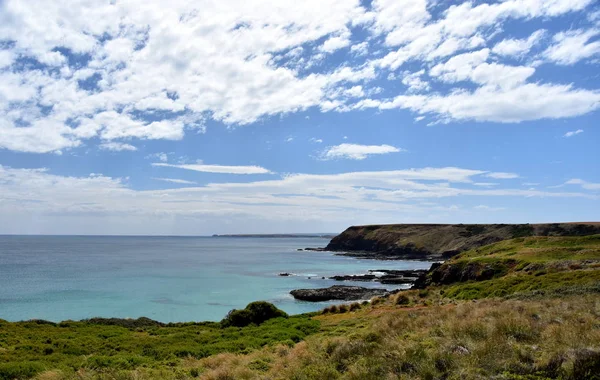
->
[1,235,599,379]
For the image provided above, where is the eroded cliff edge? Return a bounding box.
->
[324,223,600,260]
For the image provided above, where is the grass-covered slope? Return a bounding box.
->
[1,234,600,379]
[416,235,600,299]
[325,223,600,260]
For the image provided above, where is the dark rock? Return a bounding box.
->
[290,285,388,302]
[278,272,292,277]
[329,274,378,282]
[329,269,429,285]
[572,348,600,379]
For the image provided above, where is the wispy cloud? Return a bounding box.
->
[321,143,403,160]
[484,172,520,179]
[152,177,197,185]
[564,129,584,137]
[0,164,596,234]
[99,142,137,151]
[152,163,272,175]
[565,178,600,190]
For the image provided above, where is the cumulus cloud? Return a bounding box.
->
[321,143,403,160]
[543,29,600,65]
[564,129,584,137]
[357,83,600,123]
[152,163,272,175]
[492,30,547,57]
[0,0,598,155]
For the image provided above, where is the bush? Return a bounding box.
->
[337,304,348,313]
[0,362,44,380]
[221,301,288,327]
[349,303,361,312]
[395,294,410,305]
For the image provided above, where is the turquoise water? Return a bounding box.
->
[0,236,433,322]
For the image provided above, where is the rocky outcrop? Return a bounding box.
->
[290,285,388,302]
[325,223,600,260]
[329,269,428,285]
[412,261,518,289]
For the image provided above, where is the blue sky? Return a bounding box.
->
[0,0,599,235]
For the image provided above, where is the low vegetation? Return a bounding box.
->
[1,235,599,379]
[0,310,317,380]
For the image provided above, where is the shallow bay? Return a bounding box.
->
[0,235,432,322]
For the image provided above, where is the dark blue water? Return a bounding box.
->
[0,236,433,322]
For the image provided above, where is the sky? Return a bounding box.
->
[0,0,599,235]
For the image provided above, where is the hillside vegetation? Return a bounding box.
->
[1,235,600,379]
[325,223,600,260]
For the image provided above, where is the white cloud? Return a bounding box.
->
[565,179,600,190]
[0,0,598,155]
[152,177,197,185]
[350,41,368,55]
[543,29,600,65]
[564,129,584,137]
[152,163,272,175]
[99,142,138,151]
[0,50,14,68]
[474,182,499,187]
[485,172,520,179]
[492,30,546,57]
[321,143,403,160]
[146,152,169,162]
[430,49,536,89]
[286,137,295,142]
[401,70,430,93]
[320,32,352,53]
[344,85,365,98]
[310,137,323,143]
[359,83,600,123]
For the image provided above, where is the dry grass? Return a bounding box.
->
[34,294,599,379]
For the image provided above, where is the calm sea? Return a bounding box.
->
[0,236,433,322]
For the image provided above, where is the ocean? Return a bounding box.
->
[0,235,433,323]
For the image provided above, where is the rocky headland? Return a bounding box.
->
[323,223,600,260]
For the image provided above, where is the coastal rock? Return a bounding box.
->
[290,285,388,302]
[329,269,429,285]
[279,272,292,277]
[303,247,327,252]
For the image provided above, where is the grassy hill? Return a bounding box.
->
[1,235,600,379]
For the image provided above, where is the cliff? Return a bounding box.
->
[325,223,600,260]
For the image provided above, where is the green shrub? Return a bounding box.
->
[221,301,288,327]
[396,294,410,305]
[0,362,44,380]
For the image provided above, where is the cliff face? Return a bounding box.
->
[325,223,600,260]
